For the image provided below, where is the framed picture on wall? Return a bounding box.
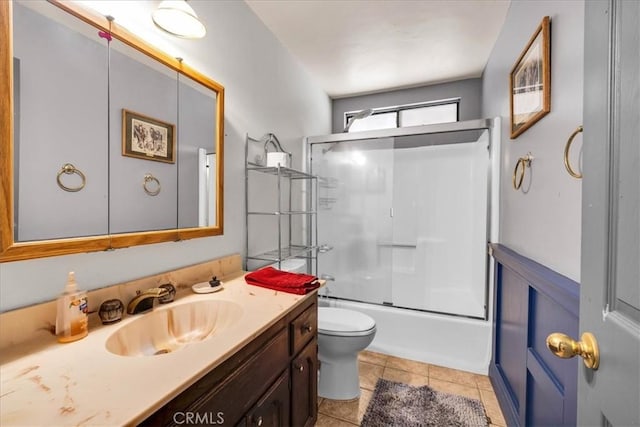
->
[510,16,551,139]
[122,109,175,163]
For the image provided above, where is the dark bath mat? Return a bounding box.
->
[360,378,489,427]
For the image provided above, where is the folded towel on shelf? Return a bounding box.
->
[245,267,320,295]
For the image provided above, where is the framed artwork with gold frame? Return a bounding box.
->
[510,16,551,139]
[122,109,175,163]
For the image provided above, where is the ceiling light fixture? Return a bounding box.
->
[152,0,206,39]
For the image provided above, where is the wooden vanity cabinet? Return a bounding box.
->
[140,296,318,427]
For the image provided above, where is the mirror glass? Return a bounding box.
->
[12,1,109,242]
[108,38,179,234]
[177,73,217,229]
[0,0,224,262]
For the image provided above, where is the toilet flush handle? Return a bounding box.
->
[319,244,333,253]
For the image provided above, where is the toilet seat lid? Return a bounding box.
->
[318,307,376,334]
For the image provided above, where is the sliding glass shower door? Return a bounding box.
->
[313,138,394,305]
[389,135,488,318]
[311,128,489,319]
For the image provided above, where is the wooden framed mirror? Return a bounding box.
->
[0,0,224,262]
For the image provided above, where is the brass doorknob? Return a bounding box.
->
[546,332,600,370]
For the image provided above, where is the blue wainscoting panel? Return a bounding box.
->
[489,244,579,427]
[494,266,529,416]
[526,349,565,426]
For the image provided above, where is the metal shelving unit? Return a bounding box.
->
[245,135,318,273]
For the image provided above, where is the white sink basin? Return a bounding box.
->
[105,300,243,357]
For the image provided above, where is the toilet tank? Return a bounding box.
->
[272,259,307,273]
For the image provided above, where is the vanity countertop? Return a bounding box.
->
[0,275,315,426]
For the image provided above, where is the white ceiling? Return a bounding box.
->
[245,0,510,99]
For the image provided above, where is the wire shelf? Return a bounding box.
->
[247,211,317,216]
[246,245,317,263]
[247,166,316,180]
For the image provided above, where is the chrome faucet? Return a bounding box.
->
[127,287,169,314]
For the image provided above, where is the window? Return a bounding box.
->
[347,112,396,132]
[345,98,459,133]
[399,103,458,127]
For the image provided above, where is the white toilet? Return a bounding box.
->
[270,259,377,400]
[317,307,376,400]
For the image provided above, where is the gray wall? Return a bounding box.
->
[0,1,331,311]
[482,0,584,281]
[331,78,482,133]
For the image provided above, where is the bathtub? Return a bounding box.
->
[318,297,492,374]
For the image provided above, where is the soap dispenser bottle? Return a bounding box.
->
[56,272,89,343]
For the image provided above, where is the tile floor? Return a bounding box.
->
[315,351,506,427]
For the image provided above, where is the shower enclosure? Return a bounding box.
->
[306,119,493,320]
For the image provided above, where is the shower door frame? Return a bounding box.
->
[304,118,495,321]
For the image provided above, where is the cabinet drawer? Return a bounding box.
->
[189,327,289,426]
[290,303,317,356]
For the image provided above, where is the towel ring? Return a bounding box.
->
[56,163,86,192]
[143,174,161,196]
[564,125,583,179]
[513,153,534,190]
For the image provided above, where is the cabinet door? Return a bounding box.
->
[243,370,290,427]
[291,340,318,427]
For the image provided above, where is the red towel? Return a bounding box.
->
[245,267,320,295]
